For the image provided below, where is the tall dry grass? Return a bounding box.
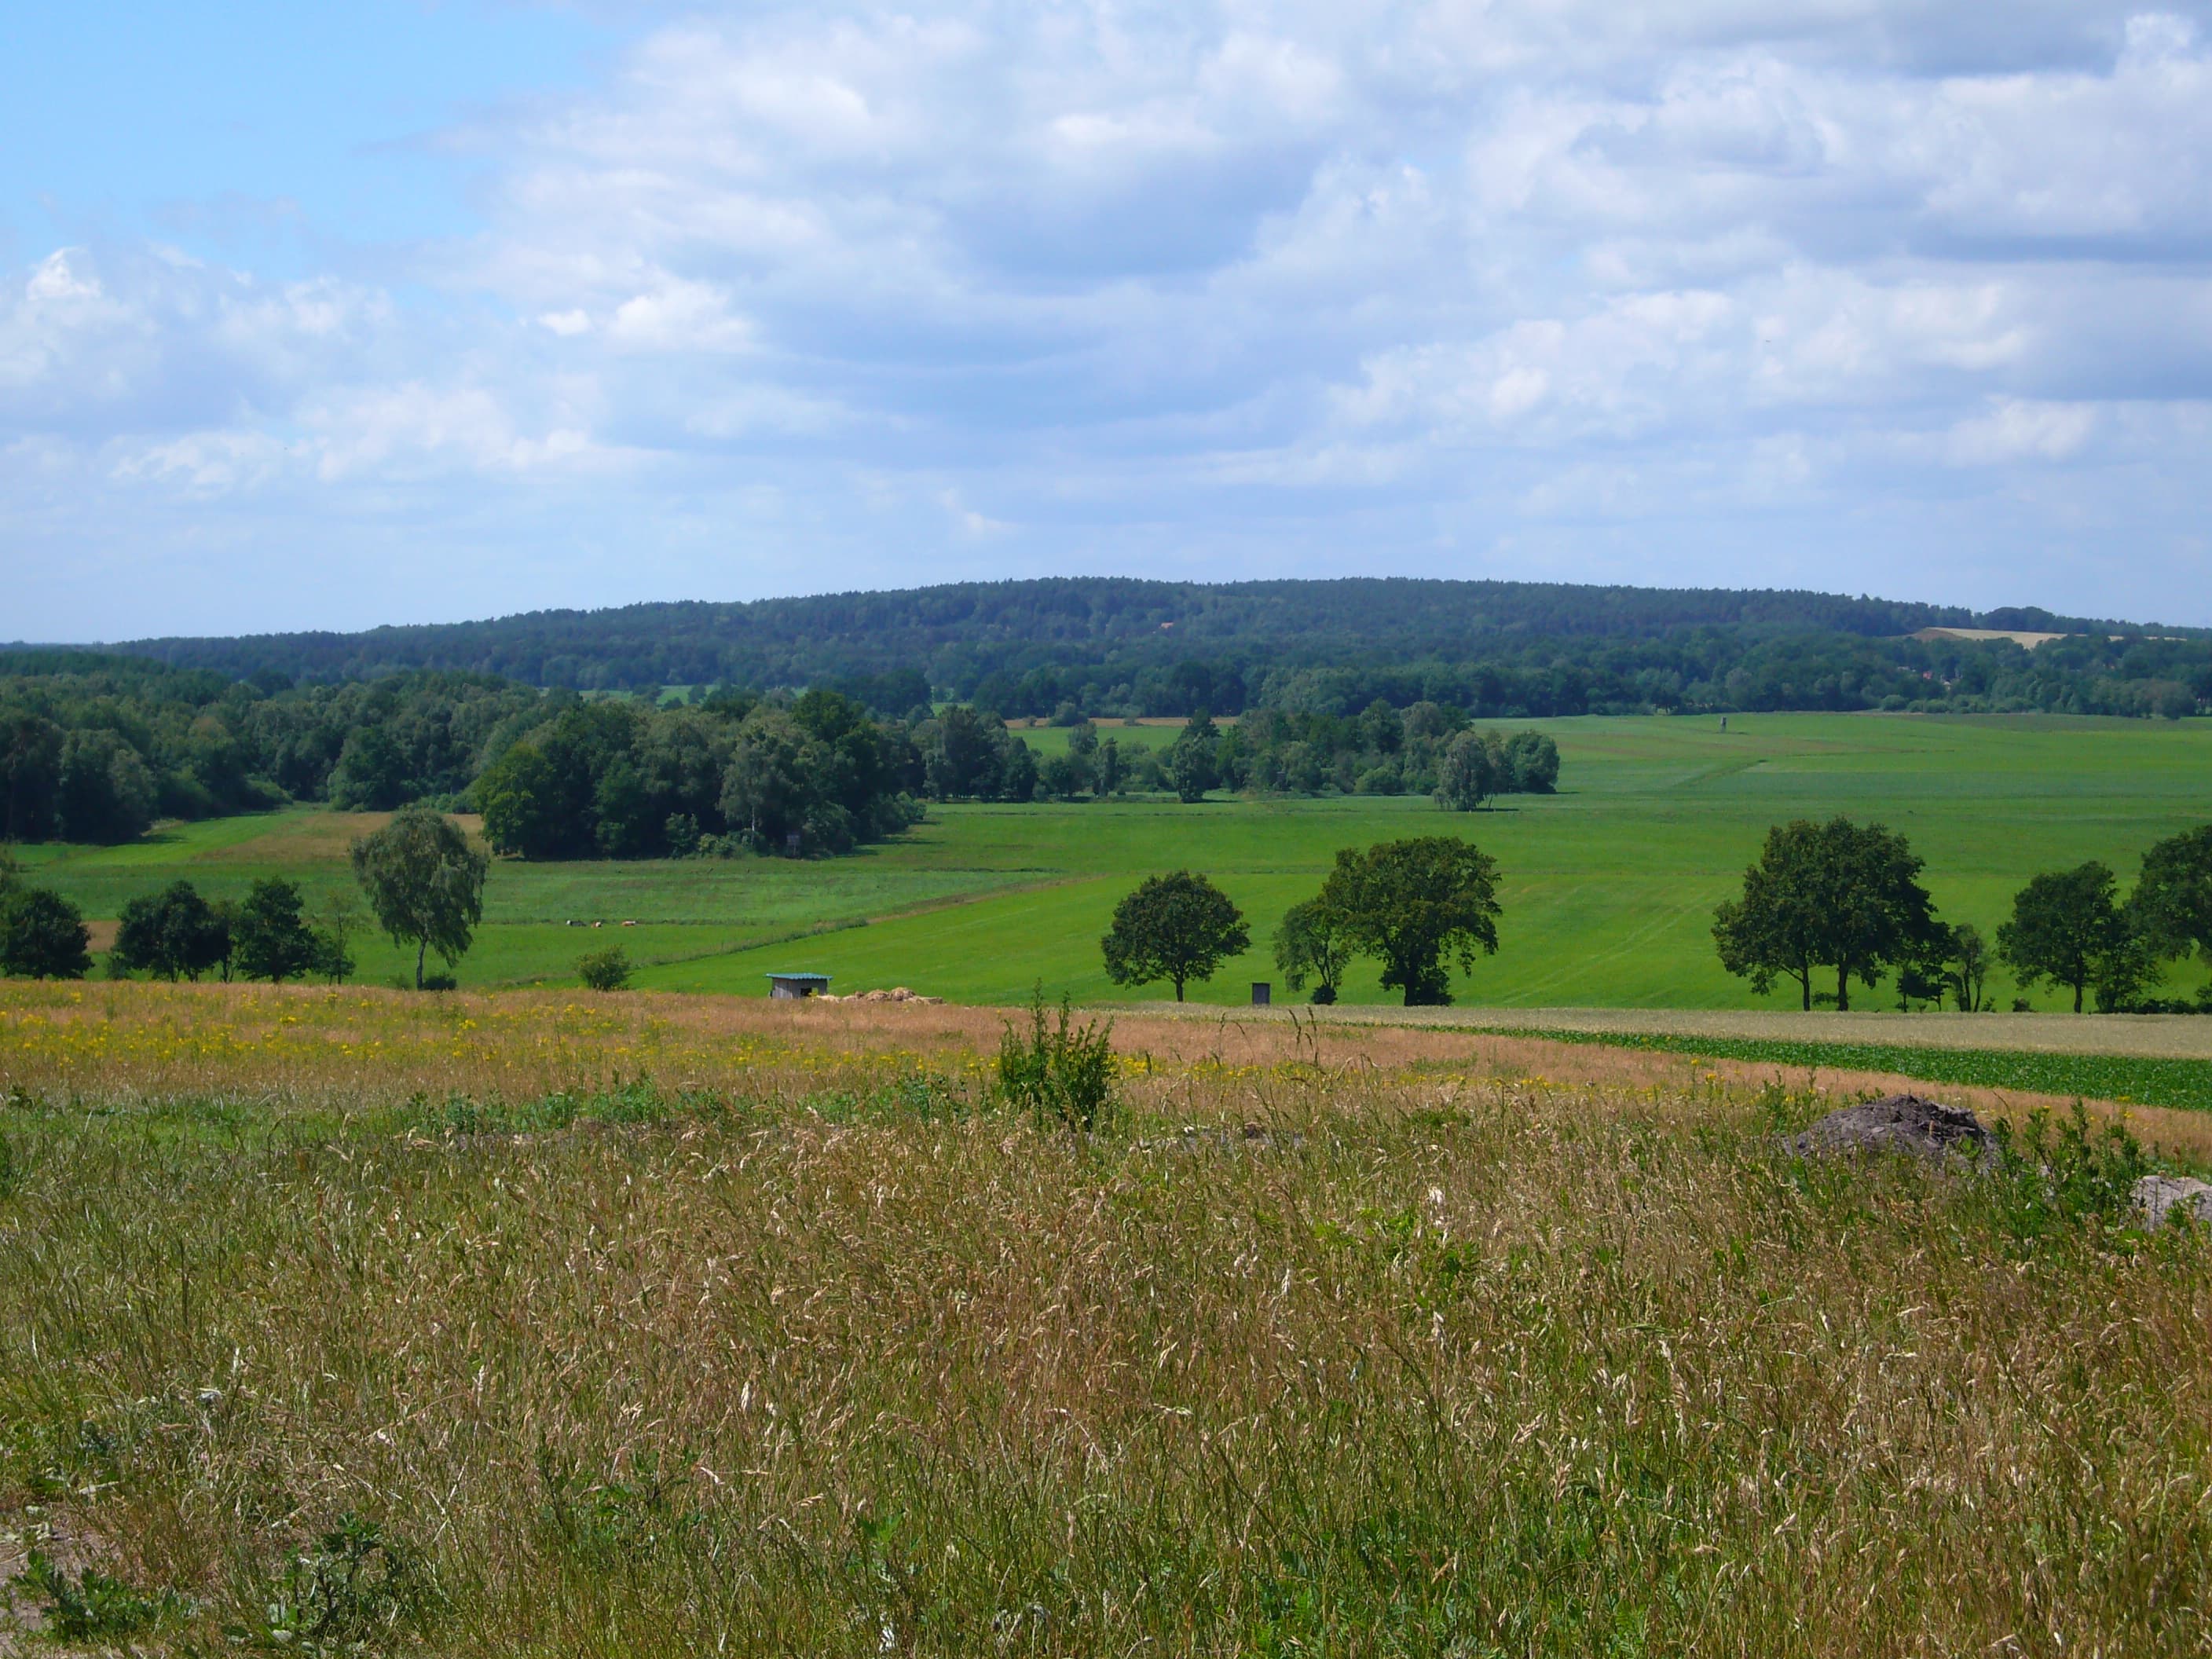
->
[1,984,2209,1654]
[10,980,2212,1161]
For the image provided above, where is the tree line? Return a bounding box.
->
[0,643,1570,861]
[0,807,489,991]
[1124,708,1559,804]
[0,654,541,844]
[1713,819,2212,1013]
[474,689,924,860]
[4,627,2196,861]
[958,709,1559,809]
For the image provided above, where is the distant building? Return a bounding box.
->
[767,972,832,1000]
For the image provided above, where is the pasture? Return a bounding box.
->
[2,980,2209,1654]
[21,712,2212,1012]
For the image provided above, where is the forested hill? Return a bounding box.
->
[4,583,2208,847]
[48,577,2115,694]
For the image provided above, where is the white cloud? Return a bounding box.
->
[302,384,600,481]
[606,278,753,352]
[112,430,293,495]
[9,0,2212,635]
[1942,397,2100,464]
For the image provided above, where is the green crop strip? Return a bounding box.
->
[1475,1027,2212,1114]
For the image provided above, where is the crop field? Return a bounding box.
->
[23,712,2212,1014]
[1323,1006,2212,1058]
[1487,1027,2212,1116]
[1141,1005,2212,1115]
[2,980,2210,1655]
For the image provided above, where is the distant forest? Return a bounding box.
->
[30,576,2210,723]
[3,578,2208,848]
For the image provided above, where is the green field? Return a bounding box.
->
[20,713,2212,1009]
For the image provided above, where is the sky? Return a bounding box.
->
[5,1,2211,640]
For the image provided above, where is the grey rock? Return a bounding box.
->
[2133,1174,2212,1229]
[1789,1094,1991,1165]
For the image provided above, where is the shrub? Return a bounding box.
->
[1981,1104,2153,1243]
[578,946,633,991]
[419,972,459,993]
[1354,765,1403,796]
[243,1514,435,1650]
[23,1551,191,1642]
[997,985,1117,1132]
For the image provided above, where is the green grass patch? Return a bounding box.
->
[24,713,2212,1007]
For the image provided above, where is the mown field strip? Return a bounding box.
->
[1465,1026,2212,1114]
[1275,1003,2212,1059]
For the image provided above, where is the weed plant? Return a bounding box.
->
[20,1550,194,1643]
[238,1513,436,1653]
[996,984,1118,1131]
[1981,1102,2158,1243]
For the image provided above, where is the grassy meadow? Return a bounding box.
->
[2,980,2210,1655]
[21,712,2212,1013]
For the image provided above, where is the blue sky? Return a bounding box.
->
[5,1,2212,639]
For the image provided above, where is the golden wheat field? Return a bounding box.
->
[2,981,2210,1655]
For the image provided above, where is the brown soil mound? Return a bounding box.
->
[1790,1094,1991,1164]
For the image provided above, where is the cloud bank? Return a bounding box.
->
[7,2,2212,635]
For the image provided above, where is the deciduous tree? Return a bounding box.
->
[351,806,489,990]
[1167,712,1219,804]
[1434,731,1503,811]
[312,894,361,984]
[1502,731,1561,793]
[1273,898,1353,1003]
[1319,836,1502,1006]
[1094,738,1124,798]
[111,880,229,982]
[55,730,156,844]
[1944,922,1994,1013]
[1712,817,1939,1012]
[2133,825,2212,976]
[0,887,92,980]
[1101,870,1250,1001]
[232,878,320,984]
[1998,862,2140,1014]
